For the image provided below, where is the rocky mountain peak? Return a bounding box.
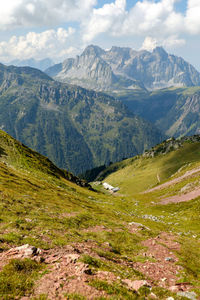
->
[152,46,168,59]
[45,44,200,91]
[81,45,105,57]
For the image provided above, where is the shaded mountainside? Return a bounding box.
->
[0,63,163,174]
[0,130,89,188]
[118,87,200,138]
[46,45,200,92]
[1,128,200,299]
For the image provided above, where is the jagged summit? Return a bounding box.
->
[81,44,105,57]
[152,46,168,58]
[46,44,200,91]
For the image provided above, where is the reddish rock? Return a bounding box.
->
[122,279,150,291]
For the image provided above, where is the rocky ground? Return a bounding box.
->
[0,230,198,299]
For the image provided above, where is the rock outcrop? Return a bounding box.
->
[46,45,200,91]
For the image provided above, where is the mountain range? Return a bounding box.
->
[0,63,163,174]
[6,58,54,71]
[46,45,200,92]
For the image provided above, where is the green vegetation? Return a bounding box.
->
[0,259,43,298]
[1,129,200,298]
[65,293,87,300]
[89,280,138,299]
[0,63,163,175]
[116,86,200,138]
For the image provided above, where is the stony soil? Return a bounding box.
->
[0,231,197,299]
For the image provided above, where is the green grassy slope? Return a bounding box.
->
[1,131,200,299]
[95,137,200,295]
[99,136,200,194]
[98,137,200,236]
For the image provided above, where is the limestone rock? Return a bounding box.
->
[7,244,42,259]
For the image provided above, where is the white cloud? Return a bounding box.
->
[185,0,200,34]
[141,37,158,51]
[0,27,77,62]
[82,0,188,43]
[0,0,199,63]
[82,0,126,42]
[162,35,186,49]
[117,0,184,37]
[141,35,186,52]
[0,0,96,30]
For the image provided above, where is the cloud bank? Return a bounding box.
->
[0,0,200,61]
[0,28,76,62]
[0,0,96,30]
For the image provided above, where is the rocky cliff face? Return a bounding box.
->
[118,87,200,138]
[46,45,200,91]
[158,91,200,137]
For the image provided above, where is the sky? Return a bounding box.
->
[0,0,200,70]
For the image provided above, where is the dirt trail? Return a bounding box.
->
[160,187,200,204]
[144,167,200,194]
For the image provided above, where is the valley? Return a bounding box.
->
[0,44,200,300]
[0,131,200,299]
[1,0,200,299]
[0,63,163,175]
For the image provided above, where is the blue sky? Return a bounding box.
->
[0,0,199,70]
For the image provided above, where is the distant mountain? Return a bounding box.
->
[7,58,54,71]
[0,63,163,174]
[45,45,146,93]
[45,45,200,92]
[117,87,200,138]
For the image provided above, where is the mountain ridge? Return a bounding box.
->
[0,63,164,174]
[6,57,54,71]
[45,45,200,92]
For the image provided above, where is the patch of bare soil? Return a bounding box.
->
[128,222,150,233]
[82,225,112,233]
[33,241,109,299]
[160,187,200,204]
[132,232,193,292]
[144,167,200,194]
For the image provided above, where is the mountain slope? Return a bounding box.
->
[98,135,200,193]
[46,45,200,92]
[0,129,88,187]
[1,131,200,299]
[118,87,200,137]
[0,63,163,174]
